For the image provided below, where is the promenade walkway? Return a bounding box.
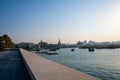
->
[20,49,99,80]
[0,50,31,80]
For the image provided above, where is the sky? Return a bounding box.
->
[0,0,120,44]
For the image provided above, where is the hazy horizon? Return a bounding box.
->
[0,0,120,44]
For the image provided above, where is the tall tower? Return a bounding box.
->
[58,39,61,45]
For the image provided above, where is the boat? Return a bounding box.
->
[36,49,58,55]
[36,49,48,54]
[71,48,75,52]
[88,47,95,52]
[45,51,58,55]
[49,48,59,51]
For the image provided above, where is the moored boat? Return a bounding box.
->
[71,48,75,52]
[88,47,95,52]
[49,48,59,51]
[45,51,58,55]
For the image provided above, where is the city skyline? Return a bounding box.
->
[0,0,120,44]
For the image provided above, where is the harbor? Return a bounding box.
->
[1,0,120,80]
[34,48,120,80]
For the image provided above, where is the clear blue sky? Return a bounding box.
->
[0,0,120,44]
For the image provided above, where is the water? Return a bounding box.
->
[32,48,120,80]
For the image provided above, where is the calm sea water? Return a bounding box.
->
[32,48,120,80]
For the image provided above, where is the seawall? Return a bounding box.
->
[19,49,100,80]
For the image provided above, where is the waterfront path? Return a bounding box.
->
[0,50,31,80]
[20,49,100,80]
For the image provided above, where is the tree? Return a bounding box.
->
[2,34,15,48]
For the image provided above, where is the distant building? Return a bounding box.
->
[58,39,61,45]
[16,42,33,49]
[38,41,48,48]
[77,41,83,45]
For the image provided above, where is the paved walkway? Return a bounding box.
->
[20,49,100,80]
[0,50,31,80]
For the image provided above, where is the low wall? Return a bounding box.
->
[19,49,99,80]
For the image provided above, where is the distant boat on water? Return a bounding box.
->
[71,48,75,52]
[49,47,59,51]
[46,51,58,55]
[36,49,58,55]
[88,48,95,52]
[36,49,48,54]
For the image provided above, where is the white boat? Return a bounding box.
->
[36,49,58,55]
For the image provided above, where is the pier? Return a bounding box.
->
[0,49,99,80]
